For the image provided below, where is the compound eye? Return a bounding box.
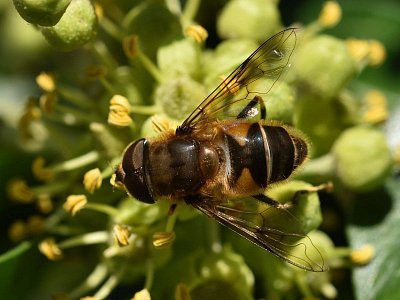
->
[121,139,154,204]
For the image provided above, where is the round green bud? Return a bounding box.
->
[157,39,199,78]
[266,180,322,234]
[217,0,281,42]
[289,230,334,271]
[293,93,349,157]
[294,35,357,100]
[40,0,97,51]
[332,125,393,192]
[154,75,206,121]
[13,0,71,26]
[191,246,254,300]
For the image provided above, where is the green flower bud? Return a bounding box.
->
[293,94,349,157]
[13,0,71,26]
[290,230,334,270]
[191,246,254,300]
[294,35,357,100]
[155,76,206,121]
[289,231,336,297]
[157,39,199,78]
[40,0,97,51]
[114,198,170,226]
[332,125,393,192]
[266,180,322,234]
[217,0,281,42]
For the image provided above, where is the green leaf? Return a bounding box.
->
[348,178,400,300]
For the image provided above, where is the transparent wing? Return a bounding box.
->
[192,196,326,272]
[178,28,297,133]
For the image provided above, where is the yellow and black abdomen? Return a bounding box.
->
[222,122,308,196]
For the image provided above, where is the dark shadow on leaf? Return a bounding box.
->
[349,187,392,226]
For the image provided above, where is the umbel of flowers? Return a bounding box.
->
[6,0,392,299]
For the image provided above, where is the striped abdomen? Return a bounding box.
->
[221,122,308,196]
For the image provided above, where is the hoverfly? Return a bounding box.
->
[115,28,326,272]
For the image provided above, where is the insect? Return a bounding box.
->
[115,28,326,272]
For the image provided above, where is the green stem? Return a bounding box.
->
[32,180,71,195]
[59,231,109,248]
[136,49,164,83]
[293,271,313,297]
[91,40,119,71]
[208,219,222,253]
[94,272,121,300]
[54,103,96,123]
[144,259,155,290]
[69,263,109,299]
[57,84,93,110]
[99,15,125,41]
[99,77,119,95]
[49,151,100,173]
[85,203,119,217]
[122,2,149,29]
[165,0,182,16]
[181,0,200,27]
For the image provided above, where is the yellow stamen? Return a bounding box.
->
[108,95,133,127]
[39,92,58,113]
[32,157,54,181]
[318,1,342,28]
[110,173,125,190]
[184,24,208,43]
[83,168,103,194]
[37,194,53,214]
[132,289,151,300]
[151,115,178,133]
[123,35,138,59]
[113,224,131,247]
[86,65,107,79]
[18,97,41,140]
[346,38,370,64]
[7,179,34,203]
[368,40,386,67]
[39,238,63,260]
[362,90,388,124]
[175,283,191,300]
[94,3,104,19]
[8,220,27,242]
[36,72,56,92]
[350,244,375,265]
[63,195,88,216]
[152,232,176,248]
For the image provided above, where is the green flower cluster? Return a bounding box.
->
[3,0,394,299]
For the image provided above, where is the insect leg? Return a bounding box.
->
[254,194,291,209]
[236,95,266,120]
[168,203,178,215]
